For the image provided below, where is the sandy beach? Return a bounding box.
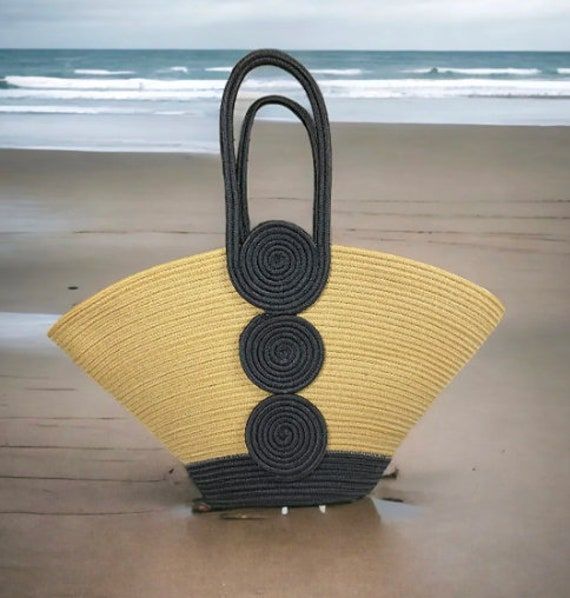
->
[1,122,569,596]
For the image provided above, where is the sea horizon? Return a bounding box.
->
[1,48,569,152]
[2,47,568,52]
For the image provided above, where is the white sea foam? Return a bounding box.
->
[318,78,570,98]
[73,69,135,75]
[205,67,364,76]
[557,68,570,75]
[3,76,570,100]
[0,105,176,115]
[310,68,363,76]
[404,67,541,76]
[5,76,228,90]
[169,66,189,73]
[0,89,225,101]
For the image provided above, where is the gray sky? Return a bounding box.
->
[1,0,568,50]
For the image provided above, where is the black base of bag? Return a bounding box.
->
[187,451,390,510]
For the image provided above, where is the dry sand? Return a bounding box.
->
[0,122,569,597]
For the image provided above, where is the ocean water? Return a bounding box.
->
[1,49,569,152]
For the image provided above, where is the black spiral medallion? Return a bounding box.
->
[240,314,324,394]
[236,221,322,314]
[245,394,327,479]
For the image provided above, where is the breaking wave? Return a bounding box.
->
[3,76,570,100]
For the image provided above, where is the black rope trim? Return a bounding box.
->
[236,94,318,246]
[187,452,391,509]
[218,50,335,491]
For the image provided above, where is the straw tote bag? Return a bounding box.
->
[49,50,504,510]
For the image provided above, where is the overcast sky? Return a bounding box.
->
[1,0,568,50]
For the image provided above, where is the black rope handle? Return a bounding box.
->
[236,95,319,245]
[220,49,332,314]
[220,49,331,248]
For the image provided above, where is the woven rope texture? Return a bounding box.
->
[48,245,504,464]
[187,452,391,509]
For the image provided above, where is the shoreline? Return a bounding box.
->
[1,119,570,156]
[3,94,570,153]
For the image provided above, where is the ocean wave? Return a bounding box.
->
[310,68,364,76]
[2,76,301,93]
[404,67,541,76]
[5,76,228,90]
[3,77,570,100]
[0,106,138,114]
[205,66,364,76]
[0,105,171,115]
[558,68,570,75]
[74,69,135,75]
[0,89,224,101]
[320,78,570,98]
[169,66,189,73]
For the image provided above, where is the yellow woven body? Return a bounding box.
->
[49,245,504,464]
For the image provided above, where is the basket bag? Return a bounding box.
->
[49,50,504,510]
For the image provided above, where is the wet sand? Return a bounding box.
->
[1,123,569,597]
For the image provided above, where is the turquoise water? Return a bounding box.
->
[1,49,569,151]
